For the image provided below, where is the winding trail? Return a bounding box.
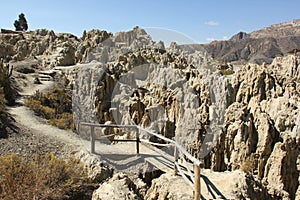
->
[8,81,83,147]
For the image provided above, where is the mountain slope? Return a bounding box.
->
[201,19,300,64]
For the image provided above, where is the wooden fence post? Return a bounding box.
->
[174,147,178,175]
[194,164,201,200]
[91,126,95,154]
[135,127,140,154]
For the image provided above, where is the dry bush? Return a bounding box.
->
[25,87,73,130]
[240,156,256,173]
[0,88,7,121]
[25,98,56,119]
[0,153,93,200]
[219,68,234,76]
[49,113,74,130]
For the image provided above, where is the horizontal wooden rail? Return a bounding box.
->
[111,139,137,142]
[80,122,137,129]
[179,152,195,183]
[175,162,193,187]
[138,126,175,144]
[140,139,173,147]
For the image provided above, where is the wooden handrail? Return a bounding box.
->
[138,126,175,144]
[179,152,195,183]
[140,139,173,147]
[80,122,138,129]
[79,122,201,199]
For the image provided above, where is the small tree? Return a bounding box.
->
[14,13,28,31]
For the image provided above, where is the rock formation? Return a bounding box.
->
[0,28,112,67]
[69,26,299,199]
[92,173,147,200]
[210,55,300,199]
[144,174,193,199]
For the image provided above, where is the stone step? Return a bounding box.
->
[38,70,56,77]
[39,78,51,81]
[38,74,52,81]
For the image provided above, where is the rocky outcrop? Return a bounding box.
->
[209,55,300,199]
[75,150,113,183]
[144,174,193,199]
[250,19,300,39]
[92,173,146,200]
[60,24,300,198]
[71,62,107,139]
[0,28,113,67]
[145,169,274,200]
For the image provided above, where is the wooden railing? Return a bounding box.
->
[79,122,201,200]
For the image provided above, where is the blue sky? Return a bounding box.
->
[1,0,299,44]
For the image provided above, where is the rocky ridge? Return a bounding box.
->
[200,19,300,64]
[0,28,111,67]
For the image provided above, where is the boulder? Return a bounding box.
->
[92,173,144,200]
[75,150,113,183]
[144,174,193,200]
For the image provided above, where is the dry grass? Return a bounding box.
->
[25,98,56,119]
[0,153,93,200]
[25,87,74,130]
[49,113,74,130]
[240,156,256,173]
[219,68,234,76]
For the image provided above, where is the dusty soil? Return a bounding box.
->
[0,121,73,160]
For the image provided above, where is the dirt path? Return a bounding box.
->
[8,81,82,144]
[3,79,89,160]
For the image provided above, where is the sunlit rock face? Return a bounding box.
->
[70,26,300,199]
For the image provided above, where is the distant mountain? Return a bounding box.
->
[200,19,300,64]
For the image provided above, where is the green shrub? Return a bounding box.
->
[0,153,92,200]
[0,62,15,105]
[219,68,234,76]
[0,62,16,137]
[14,13,28,31]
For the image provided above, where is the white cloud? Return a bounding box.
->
[206,37,216,42]
[205,21,219,26]
[222,36,229,40]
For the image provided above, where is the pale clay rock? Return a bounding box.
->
[72,37,299,199]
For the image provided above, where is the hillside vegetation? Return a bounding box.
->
[0,61,15,138]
